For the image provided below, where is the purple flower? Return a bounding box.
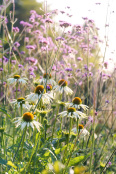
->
[3,56,8,62]
[105,100,109,104]
[34,22,39,26]
[11,60,16,64]
[0,68,3,71]
[60,21,71,28]
[18,64,23,68]
[65,68,72,72]
[29,17,35,23]
[45,18,53,23]
[104,61,108,69]
[88,116,93,123]
[77,57,83,61]
[108,161,112,166]
[29,57,37,65]
[30,10,36,15]
[84,64,88,70]
[89,72,93,76]
[30,72,36,77]
[95,111,98,116]
[33,30,41,35]
[39,38,49,45]
[56,36,65,41]
[13,27,20,33]
[24,37,29,43]
[26,45,36,50]
[20,51,25,55]
[28,67,34,72]
[14,42,20,47]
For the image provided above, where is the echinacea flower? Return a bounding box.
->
[72,125,97,139]
[38,73,56,86]
[66,97,89,111]
[7,75,27,85]
[11,97,31,109]
[26,85,53,104]
[72,125,90,138]
[59,107,87,120]
[14,112,42,131]
[53,79,73,96]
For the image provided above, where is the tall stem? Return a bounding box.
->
[20,126,27,160]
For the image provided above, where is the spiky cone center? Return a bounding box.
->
[58,79,67,87]
[72,97,82,105]
[43,73,51,79]
[17,97,25,104]
[67,107,76,113]
[35,85,44,95]
[23,112,34,122]
[79,124,84,129]
[14,75,20,79]
[47,84,52,91]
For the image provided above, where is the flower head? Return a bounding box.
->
[38,73,56,86]
[26,85,53,104]
[66,97,89,110]
[11,97,31,109]
[14,112,42,131]
[7,75,27,85]
[53,79,73,96]
[59,107,87,120]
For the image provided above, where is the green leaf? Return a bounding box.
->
[0,158,7,165]
[7,161,17,169]
[55,148,61,155]
[0,108,11,118]
[100,161,105,168]
[68,156,85,167]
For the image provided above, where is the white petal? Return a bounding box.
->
[21,122,27,130]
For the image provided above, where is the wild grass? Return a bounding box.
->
[0,1,116,174]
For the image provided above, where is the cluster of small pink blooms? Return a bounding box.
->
[13,27,20,33]
[59,21,71,28]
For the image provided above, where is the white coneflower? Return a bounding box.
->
[7,75,27,85]
[66,97,89,111]
[11,97,31,109]
[26,85,53,104]
[59,107,87,120]
[53,79,73,96]
[72,125,90,138]
[38,73,56,86]
[13,112,42,131]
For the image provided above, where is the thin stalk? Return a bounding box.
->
[16,82,18,99]
[76,118,79,136]
[20,126,27,160]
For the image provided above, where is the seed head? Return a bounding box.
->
[58,79,67,87]
[72,97,82,105]
[23,112,34,122]
[67,107,76,113]
[35,85,44,95]
[14,75,20,79]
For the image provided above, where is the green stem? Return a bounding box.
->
[67,117,72,145]
[16,82,18,99]
[76,118,79,136]
[51,106,59,141]
[20,126,27,160]
[89,126,95,173]
[20,104,23,116]
[51,114,57,142]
